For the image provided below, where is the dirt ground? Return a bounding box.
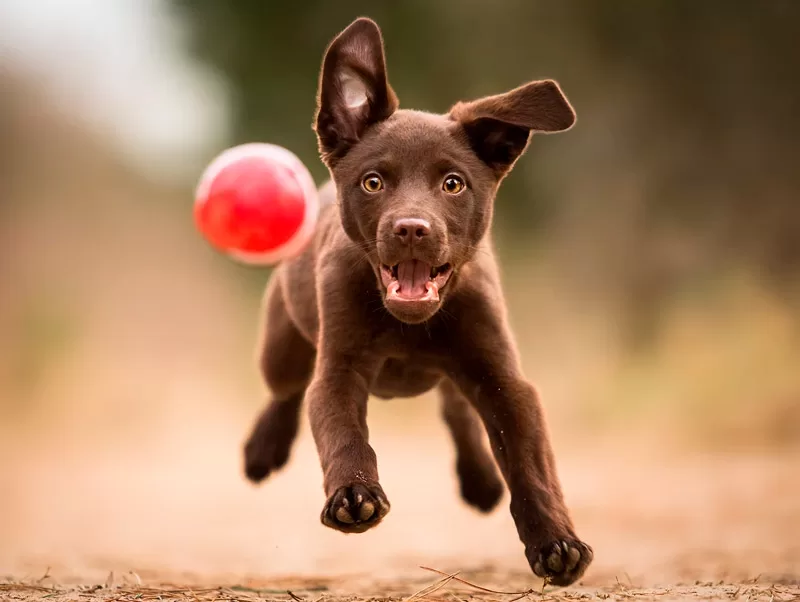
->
[1,397,799,602]
[2,571,799,602]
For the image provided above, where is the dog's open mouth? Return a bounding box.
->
[380,260,453,302]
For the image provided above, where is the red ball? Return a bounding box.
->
[194,143,319,265]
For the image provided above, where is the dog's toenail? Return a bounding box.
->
[358,500,375,520]
[354,492,363,505]
[533,561,545,577]
[335,506,354,524]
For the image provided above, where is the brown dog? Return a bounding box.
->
[243,17,592,586]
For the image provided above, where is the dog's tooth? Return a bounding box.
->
[425,281,440,302]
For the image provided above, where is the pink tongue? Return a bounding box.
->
[397,260,430,297]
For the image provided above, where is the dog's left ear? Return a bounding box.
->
[450,80,575,175]
[314,17,398,164]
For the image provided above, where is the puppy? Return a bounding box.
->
[243,17,592,586]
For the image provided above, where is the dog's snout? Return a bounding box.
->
[393,218,431,245]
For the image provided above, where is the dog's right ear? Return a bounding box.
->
[314,18,398,165]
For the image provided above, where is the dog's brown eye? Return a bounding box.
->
[361,174,384,193]
[442,175,465,195]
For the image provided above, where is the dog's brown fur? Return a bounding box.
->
[243,18,592,586]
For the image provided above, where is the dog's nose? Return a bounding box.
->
[393,218,431,245]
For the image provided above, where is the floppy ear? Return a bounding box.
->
[314,17,398,164]
[449,80,575,175]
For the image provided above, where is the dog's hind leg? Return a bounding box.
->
[440,378,504,512]
[244,275,315,483]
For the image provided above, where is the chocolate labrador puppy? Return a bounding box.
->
[243,17,592,586]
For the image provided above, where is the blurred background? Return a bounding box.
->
[1,0,798,589]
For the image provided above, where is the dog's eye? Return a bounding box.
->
[361,174,384,193]
[442,175,465,195]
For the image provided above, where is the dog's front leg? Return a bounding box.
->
[306,352,389,533]
[449,313,593,586]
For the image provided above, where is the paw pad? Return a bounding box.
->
[531,539,593,587]
[321,483,390,533]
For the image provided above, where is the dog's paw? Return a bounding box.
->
[244,435,291,483]
[529,538,593,587]
[243,401,301,484]
[321,483,390,533]
[456,458,504,512]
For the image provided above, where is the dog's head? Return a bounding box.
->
[314,18,575,324]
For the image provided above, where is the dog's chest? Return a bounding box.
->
[370,321,446,359]
[366,324,449,399]
[371,355,443,399]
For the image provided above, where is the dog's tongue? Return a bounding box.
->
[397,259,430,298]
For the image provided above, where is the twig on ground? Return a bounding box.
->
[37,567,52,585]
[405,572,460,602]
[419,567,537,597]
[0,583,58,593]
